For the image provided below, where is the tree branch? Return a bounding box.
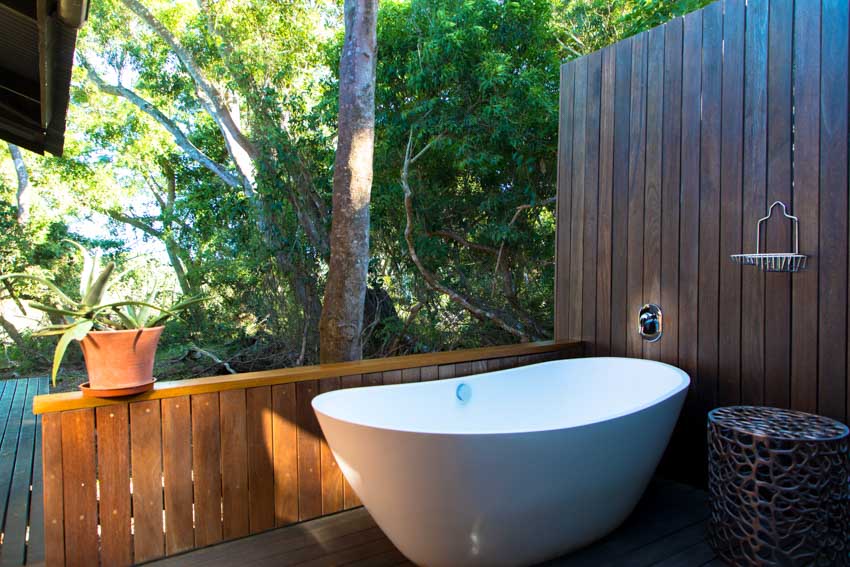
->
[2,280,27,316]
[401,131,532,341]
[119,0,258,160]
[145,176,168,211]
[107,210,164,238]
[493,197,556,278]
[409,133,444,165]
[195,0,261,100]
[79,55,244,190]
[426,229,498,256]
[0,313,49,365]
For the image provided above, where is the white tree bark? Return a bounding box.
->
[7,144,31,225]
[79,57,244,190]
[120,0,258,167]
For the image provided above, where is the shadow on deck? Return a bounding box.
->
[148,479,720,567]
[0,377,47,567]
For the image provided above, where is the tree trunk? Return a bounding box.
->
[0,313,25,350]
[7,144,31,225]
[0,313,48,365]
[294,270,322,362]
[163,237,193,297]
[319,0,378,364]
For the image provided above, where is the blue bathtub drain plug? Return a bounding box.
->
[456,383,471,403]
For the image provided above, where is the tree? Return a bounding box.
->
[2,0,715,377]
[77,0,336,360]
[319,0,378,363]
[361,0,563,345]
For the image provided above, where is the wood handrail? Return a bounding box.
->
[33,340,583,414]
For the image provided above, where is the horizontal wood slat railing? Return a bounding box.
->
[35,340,583,566]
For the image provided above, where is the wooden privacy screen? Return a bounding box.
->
[555,0,849,478]
[33,340,582,566]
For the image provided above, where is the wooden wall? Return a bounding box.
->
[35,341,582,566]
[555,0,849,480]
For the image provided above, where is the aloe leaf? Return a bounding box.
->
[33,327,75,337]
[136,306,152,327]
[62,239,93,298]
[36,324,76,331]
[168,295,206,312]
[91,301,175,328]
[50,320,93,386]
[148,295,205,327]
[92,250,102,283]
[105,266,134,292]
[81,252,94,299]
[0,274,76,306]
[139,283,158,323]
[110,307,139,329]
[82,262,116,307]
[146,314,172,328]
[27,301,86,318]
[93,300,174,313]
[61,239,89,258]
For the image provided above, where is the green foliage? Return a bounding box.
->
[1,0,706,377]
[333,0,567,348]
[554,0,711,56]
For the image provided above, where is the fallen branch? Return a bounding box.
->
[187,346,237,374]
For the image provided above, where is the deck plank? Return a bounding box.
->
[650,540,718,566]
[294,533,399,567]
[343,548,411,567]
[0,379,27,546]
[147,480,715,567]
[26,379,47,565]
[607,520,709,566]
[150,508,378,566]
[1,379,39,566]
[546,482,709,566]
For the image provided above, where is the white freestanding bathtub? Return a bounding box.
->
[312,357,690,567]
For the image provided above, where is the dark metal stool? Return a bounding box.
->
[707,406,850,566]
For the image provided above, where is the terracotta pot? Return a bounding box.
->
[79,326,164,390]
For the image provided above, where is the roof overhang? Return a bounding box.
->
[0,0,88,156]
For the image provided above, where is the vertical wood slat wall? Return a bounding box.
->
[38,343,580,566]
[555,0,849,476]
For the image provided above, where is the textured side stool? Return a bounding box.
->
[707,406,850,566]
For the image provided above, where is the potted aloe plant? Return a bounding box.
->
[1,241,202,396]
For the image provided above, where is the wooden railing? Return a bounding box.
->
[33,340,583,566]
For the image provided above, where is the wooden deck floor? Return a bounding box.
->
[150,479,720,567]
[0,377,46,567]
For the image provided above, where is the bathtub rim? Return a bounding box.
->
[312,356,690,437]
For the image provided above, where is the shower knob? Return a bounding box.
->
[639,304,663,342]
